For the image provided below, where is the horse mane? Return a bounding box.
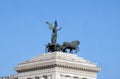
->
[71,40,80,46]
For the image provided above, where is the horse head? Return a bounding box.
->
[71,40,80,47]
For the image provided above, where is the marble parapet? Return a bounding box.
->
[15,52,100,73]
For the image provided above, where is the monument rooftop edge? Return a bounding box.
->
[15,52,100,73]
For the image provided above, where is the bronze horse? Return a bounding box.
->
[45,40,80,53]
[61,40,80,53]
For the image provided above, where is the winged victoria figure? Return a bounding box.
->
[45,21,62,44]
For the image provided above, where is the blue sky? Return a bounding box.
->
[0,0,120,79]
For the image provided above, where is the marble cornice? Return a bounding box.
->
[15,64,56,73]
[15,61,100,73]
[15,52,100,73]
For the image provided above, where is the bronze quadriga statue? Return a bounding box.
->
[45,21,80,54]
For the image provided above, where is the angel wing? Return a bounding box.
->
[45,21,54,30]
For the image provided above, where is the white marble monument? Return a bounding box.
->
[15,52,100,79]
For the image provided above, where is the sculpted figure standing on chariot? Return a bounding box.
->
[45,20,62,44]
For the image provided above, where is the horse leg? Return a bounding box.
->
[62,48,67,53]
[74,47,79,53]
[63,49,66,52]
[70,49,73,53]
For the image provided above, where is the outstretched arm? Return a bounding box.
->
[57,27,62,31]
[45,21,54,30]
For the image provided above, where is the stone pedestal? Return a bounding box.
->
[15,52,100,79]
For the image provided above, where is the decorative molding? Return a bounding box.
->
[15,52,100,79]
[15,52,100,73]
